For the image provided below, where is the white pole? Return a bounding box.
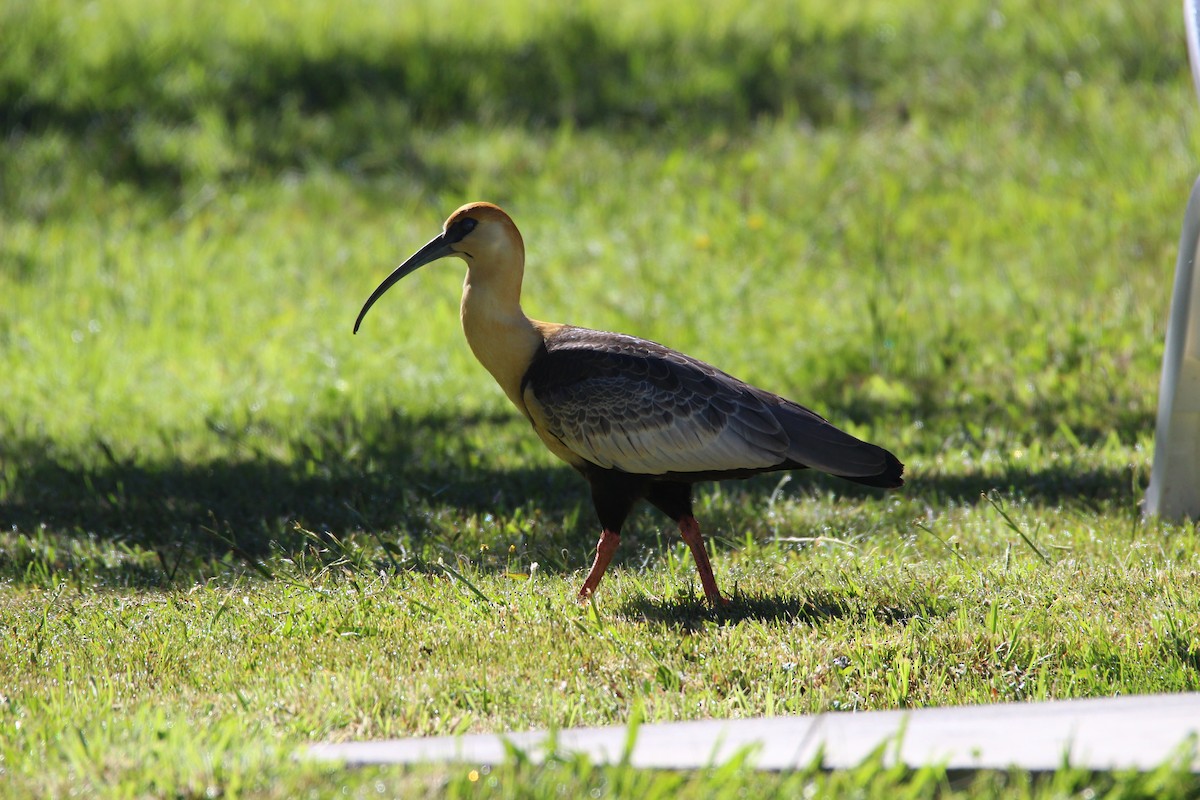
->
[1143,0,1200,518]
[1146,178,1200,518]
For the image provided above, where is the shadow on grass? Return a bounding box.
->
[0,406,1143,586]
[0,409,583,559]
[616,590,851,632]
[614,588,951,632]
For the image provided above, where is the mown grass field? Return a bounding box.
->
[3,1,1200,796]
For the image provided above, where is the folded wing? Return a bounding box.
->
[521,327,900,484]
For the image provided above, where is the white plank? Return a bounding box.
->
[307,693,1200,773]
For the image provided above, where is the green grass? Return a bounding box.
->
[3,0,1200,796]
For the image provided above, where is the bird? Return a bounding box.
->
[354,202,903,605]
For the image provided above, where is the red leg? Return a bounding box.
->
[678,516,728,605]
[578,528,621,601]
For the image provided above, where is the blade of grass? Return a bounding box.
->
[983,492,1051,566]
[434,559,495,607]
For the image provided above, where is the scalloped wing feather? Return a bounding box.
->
[522,328,895,480]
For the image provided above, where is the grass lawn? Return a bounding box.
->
[2,0,1199,796]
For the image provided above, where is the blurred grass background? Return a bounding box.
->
[2,2,1187,539]
[1,1,1183,187]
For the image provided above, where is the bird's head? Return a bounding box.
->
[353,202,524,333]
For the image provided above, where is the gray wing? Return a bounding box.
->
[521,328,897,480]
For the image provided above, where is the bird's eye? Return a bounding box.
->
[447,217,477,243]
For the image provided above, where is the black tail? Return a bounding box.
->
[837,449,904,489]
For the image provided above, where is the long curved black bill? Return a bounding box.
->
[353,233,455,333]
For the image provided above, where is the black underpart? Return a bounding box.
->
[585,467,695,533]
[587,468,642,533]
[644,481,694,522]
[582,449,900,535]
